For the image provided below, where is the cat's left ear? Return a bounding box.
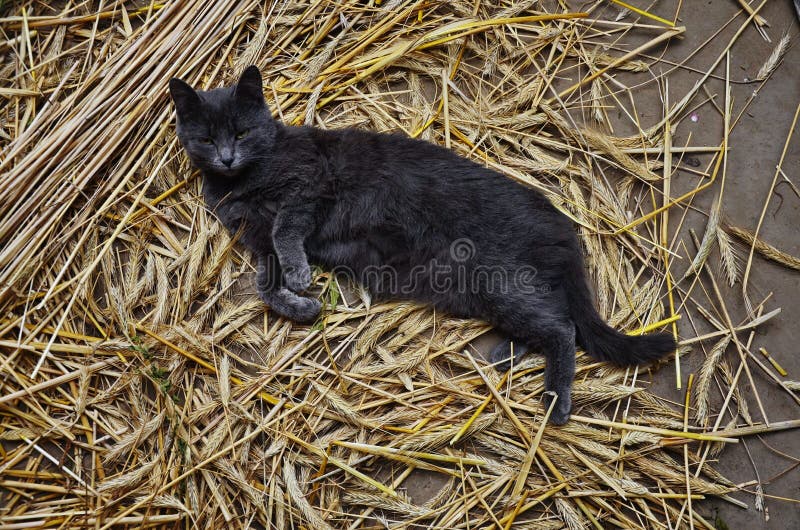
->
[235,65,265,108]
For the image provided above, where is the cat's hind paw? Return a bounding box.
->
[489,339,526,372]
[543,391,571,425]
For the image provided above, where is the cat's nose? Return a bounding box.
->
[221,156,234,167]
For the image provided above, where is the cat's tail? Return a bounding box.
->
[563,257,676,366]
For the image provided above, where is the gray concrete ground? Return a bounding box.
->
[644,2,800,528]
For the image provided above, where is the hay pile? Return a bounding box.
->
[1,1,797,528]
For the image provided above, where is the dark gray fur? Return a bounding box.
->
[169,66,675,424]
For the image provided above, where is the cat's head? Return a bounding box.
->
[169,65,276,177]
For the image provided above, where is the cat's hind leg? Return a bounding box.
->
[487,292,576,425]
[505,318,575,425]
[538,322,576,425]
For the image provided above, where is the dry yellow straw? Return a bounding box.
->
[607,0,675,27]
[0,1,789,527]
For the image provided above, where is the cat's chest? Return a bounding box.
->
[206,192,277,234]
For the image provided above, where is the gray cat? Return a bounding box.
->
[169,66,675,424]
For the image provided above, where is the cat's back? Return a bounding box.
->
[330,128,567,235]
[301,126,576,266]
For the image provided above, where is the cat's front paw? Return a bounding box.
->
[287,296,322,323]
[259,288,322,323]
[283,264,312,293]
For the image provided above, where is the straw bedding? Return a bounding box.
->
[1,1,796,528]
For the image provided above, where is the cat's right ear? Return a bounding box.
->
[169,78,201,119]
[235,65,266,109]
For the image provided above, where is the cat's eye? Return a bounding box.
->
[235,129,249,140]
[199,137,212,145]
